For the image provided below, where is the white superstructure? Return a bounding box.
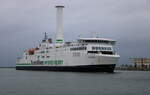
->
[16,6,120,72]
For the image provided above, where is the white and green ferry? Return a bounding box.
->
[16,6,120,72]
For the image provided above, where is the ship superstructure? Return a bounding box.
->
[16,6,120,72]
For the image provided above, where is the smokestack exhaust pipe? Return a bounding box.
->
[55,6,64,44]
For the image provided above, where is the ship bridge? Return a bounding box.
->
[78,38,116,45]
[76,38,117,55]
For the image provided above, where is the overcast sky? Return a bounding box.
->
[0,0,150,67]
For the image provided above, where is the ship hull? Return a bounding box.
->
[16,64,116,73]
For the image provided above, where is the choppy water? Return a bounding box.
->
[0,68,150,95]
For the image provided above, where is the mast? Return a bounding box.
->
[42,32,48,42]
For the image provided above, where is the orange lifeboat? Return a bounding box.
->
[28,48,35,55]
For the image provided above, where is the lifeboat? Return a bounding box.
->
[28,48,35,55]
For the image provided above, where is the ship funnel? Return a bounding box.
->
[55,6,64,44]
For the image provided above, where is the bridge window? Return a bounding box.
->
[79,40,112,44]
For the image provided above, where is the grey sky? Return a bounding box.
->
[0,0,150,66]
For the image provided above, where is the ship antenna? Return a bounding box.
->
[44,32,48,40]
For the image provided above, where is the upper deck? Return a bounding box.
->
[77,38,116,45]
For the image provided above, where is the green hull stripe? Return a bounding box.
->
[16,63,31,65]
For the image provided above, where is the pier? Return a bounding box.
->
[116,58,150,71]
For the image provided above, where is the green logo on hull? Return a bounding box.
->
[45,60,63,65]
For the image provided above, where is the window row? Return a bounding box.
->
[40,51,49,53]
[92,47,112,51]
[70,47,87,51]
[38,56,50,58]
[80,40,113,44]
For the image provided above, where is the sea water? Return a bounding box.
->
[0,68,150,95]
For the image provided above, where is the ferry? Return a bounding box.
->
[16,6,120,72]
